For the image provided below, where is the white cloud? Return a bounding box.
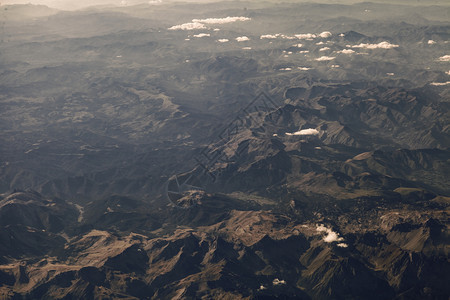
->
[184,38,190,41]
[148,0,162,4]
[261,34,280,39]
[169,22,206,31]
[438,55,450,62]
[339,33,345,37]
[316,225,344,243]
[295,33,317,39]
[236,36,250,42]
[337,243,348,248]
[213,28,220,31]
[338,49,355,54]
[293,43,303,48]
[446,71,450,75]
[315,56,335,61]
[299,50,309,54]
[193,33,210,38]
[192,16,251,24]
[428,40,436,45]
[331,64,340,68]
[298,67,312,70]
[318,31,332,38]
[352,41,399,49]
[273,279,286,285]
[386,72,394,76]
[319,47,330,52]
[217,39,229,43]
[316,41,325,45]
[430,81,450,86]
[280,67,292,71]
[242,47,252,50]
[286,128,319,135]
[281,34,296,40]
[169,16,250,31]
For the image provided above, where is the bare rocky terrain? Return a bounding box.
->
[0,1,449,299]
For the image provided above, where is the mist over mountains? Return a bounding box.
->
[0,1,449,299]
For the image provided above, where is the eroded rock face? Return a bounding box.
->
[0,190,448,299]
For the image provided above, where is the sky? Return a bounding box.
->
[1,0,448,10]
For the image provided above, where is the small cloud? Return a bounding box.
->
[236,36,250,42]
[316,224,344,243]
[242,47,252,50]
[184,38,190,41]
[298,67,312,70]
[273,278,286,285]
[258,285,267,291]
[213,28,220,31]
[331,64,340,68]
[169,22,206,31]
[337,243,348,248]
[319,47,330,52]
[430,81,450,86]
[286,128,319,135]
[293,43,303,48]
[318,31,332,38]
[192,16,251,24]
[339,33,345,37]
[428,40,436,45]
[280,67,292,71]
[217,39,229,43]
[316,41,325,45]
[261,34,280,39]
[446,70,450,75]
[281,34,296,40]
[193,33,210,38]
[386,72,394,76]
[295,33,316,39]
[315,56,335,61]
[299,50,309,54]
[149,0,162,4]
[338,49,355,54]
[352,41,399,49]
[438,55,450,62]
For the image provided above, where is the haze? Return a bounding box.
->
[2,0,449,10]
